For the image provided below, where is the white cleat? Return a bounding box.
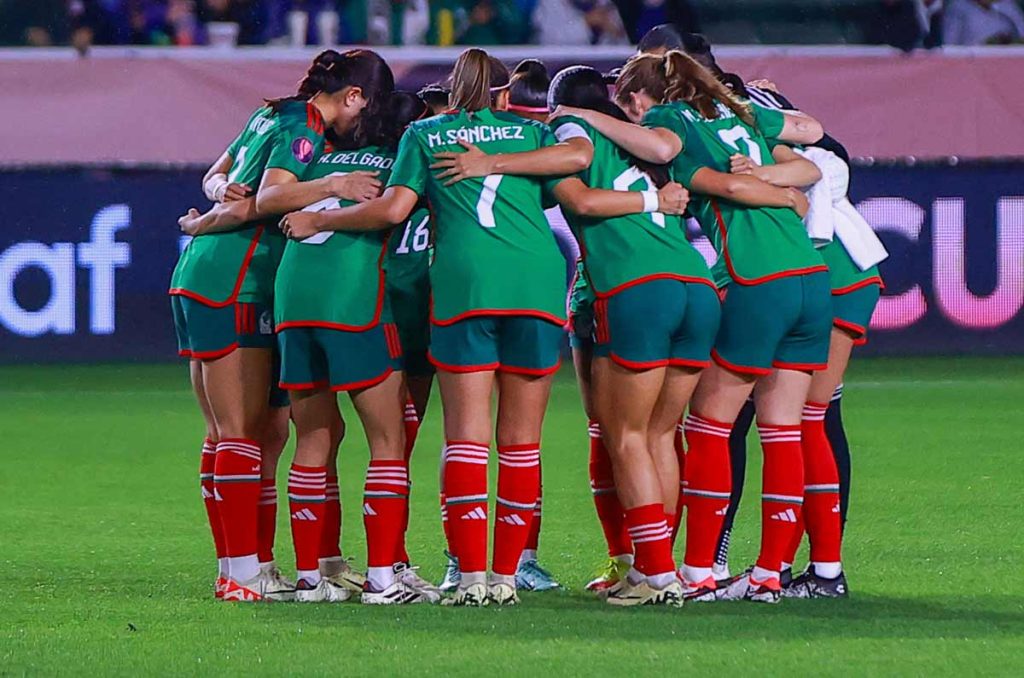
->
[394,563,442,603]
[295,577,352,603]
[322,558,367,594]
[258,562,296,602]
[441,582,489,607]
[487,582,520,606]
[361,580,433,605]
[606,579,684,608]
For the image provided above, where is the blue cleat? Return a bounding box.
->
[438,550,461,594]
[515,559,561,591]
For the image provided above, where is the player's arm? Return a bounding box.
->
[255,168,382,215]
[549,106,682,164]
[690,167,809,217]
[178,198,258,236]
[730,145,821,188]
[775,111,824,145]
[552,177,689,218]
[279,187,419,240]
[202,150,251,203]
[430,138,593,185]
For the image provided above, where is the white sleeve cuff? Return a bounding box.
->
[554,122,592,144]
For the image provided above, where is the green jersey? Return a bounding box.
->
[385,206,432,296]
[170,100,326,306]
[275,144,396,329]
[387,108,566,325]
[820,239,883,294]
[643,102,825,289]
[551,116,713,296]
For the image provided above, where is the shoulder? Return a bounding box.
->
[551,115,595,143]
[644,103,685,125]
[493,111,551,135]
[409,112,460,134]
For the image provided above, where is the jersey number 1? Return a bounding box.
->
[476,174,503,228]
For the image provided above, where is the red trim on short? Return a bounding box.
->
[331,367,395,393]
[180,343,240,361]
[833,318,867,338]
[595,273,718,299]
[853,336,868,347]
[276,320,381,333]
[430,308,567,327]
[384,323,403,359]
[608,353,670,371]
[667,357,712,369]
[772,360,828,372]
[710,200,828,286]
[711,348,771,376]
[832,278,884,296]
[499,361,561,377]
[168,225,265,307]
[428,352,501,374]
[593,299,610,344]
[279,379,330,391]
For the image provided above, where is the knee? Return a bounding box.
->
[261,422,290,459]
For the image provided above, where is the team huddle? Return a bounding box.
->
[171,25,886,608]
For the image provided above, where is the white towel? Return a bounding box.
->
[833,197,889,271]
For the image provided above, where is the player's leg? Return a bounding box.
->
[714,398,754,580]
[319,407,365,592]
[256,403,295,594]
[187,358,227,598]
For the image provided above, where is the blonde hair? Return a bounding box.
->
[449,48,510,112]
[615,50,754,127]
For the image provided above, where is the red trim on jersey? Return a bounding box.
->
[279,379,330,391]
[833,318,867,338]
[710,199,828,286]
[711,349,771,376]
[179,343,240,361]
[274,240,389,332]
[832,277,884,296]
[330,367,395,392]
[499,361,561,376]
[772,360,828,372]
[306,103,325,136]
[594,273,718,299]
[169,225,265,307]
[430,308,567,327]
[428,352,501,374]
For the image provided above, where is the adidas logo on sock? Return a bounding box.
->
[715,506,728,516]
[213,489,224,502]
[461,507,487,520]
[201,487,214,499]
[363,503,378,517]
[498,514,527,526]
[291,508,318,521]
[770,508,798,523]
[832,503,841,513]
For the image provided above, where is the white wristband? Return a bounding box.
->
[204,173,229,202]
[641,190,659,214]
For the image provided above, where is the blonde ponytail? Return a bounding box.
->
[449,48,510,112]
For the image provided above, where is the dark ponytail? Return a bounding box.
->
[549,65,671,188]
[508,59,550,113]
[265,49,345,112]
[377,91,429,150]
[417,83,450,115]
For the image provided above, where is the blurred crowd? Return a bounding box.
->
[1,0,1021,50]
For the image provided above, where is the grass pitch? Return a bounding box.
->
[2,357,1022,676]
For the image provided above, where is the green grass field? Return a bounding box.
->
[2,357,1023,676]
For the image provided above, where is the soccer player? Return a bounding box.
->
[555,50,831,604]
[170,50,381,602]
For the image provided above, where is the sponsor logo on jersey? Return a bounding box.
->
[291,137,314,164]
[426,125,526,148]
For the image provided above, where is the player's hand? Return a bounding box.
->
[329,171,381,202]
[178,208,205,236]
[747,78,780,93]
[430,140,494,186]
[279,211,323,240]
[548,105,588,122]
[220,182,251,202]
[729,153,757,175]
[656,182,689,215]
[789,187,810,218]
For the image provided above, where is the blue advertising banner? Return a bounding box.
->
[1,163,1022,363]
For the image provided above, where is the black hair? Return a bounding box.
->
[508,59,550,111]
[637,23,686,53]
[417,83,450,114]
[637,25,749,98]
[548,65,671,188]
[378,91,428,150]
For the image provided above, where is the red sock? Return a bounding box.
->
[199,438,226,559]
[589,421,632,557]
[625,504,676,577]
[756,422,805,573]
[493,443,541,576]
[288,464,327,574]
[213,439,262,560]
[320,474,342,560]
[681,414,732,569]
[783,510,805,566]
[443,441,489,575]
[671,420,686,544]
[403,400,419,461]
[363,460,409,571]
[526,481,542,552]
[801,402,843,565]
[257,478,277,564]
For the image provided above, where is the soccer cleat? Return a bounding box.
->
[394,563,442,603]
[606,579,684,608]
[295,577,352,603]
[782,566,849,599]
[515,559,561,592]
[324,558,367,594]
[717,568,782,604]
[362,580,433,605]
[221,577,265,602]
[487,582,520,606]
[440,582,489,607]
[214,576,228,599]
[437,550,462,593]
[586,558,631,593]
[258,562,296,602]
[712,562,731,581]
[677,571,718,603]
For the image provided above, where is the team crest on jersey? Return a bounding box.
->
[291,137,314,164]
